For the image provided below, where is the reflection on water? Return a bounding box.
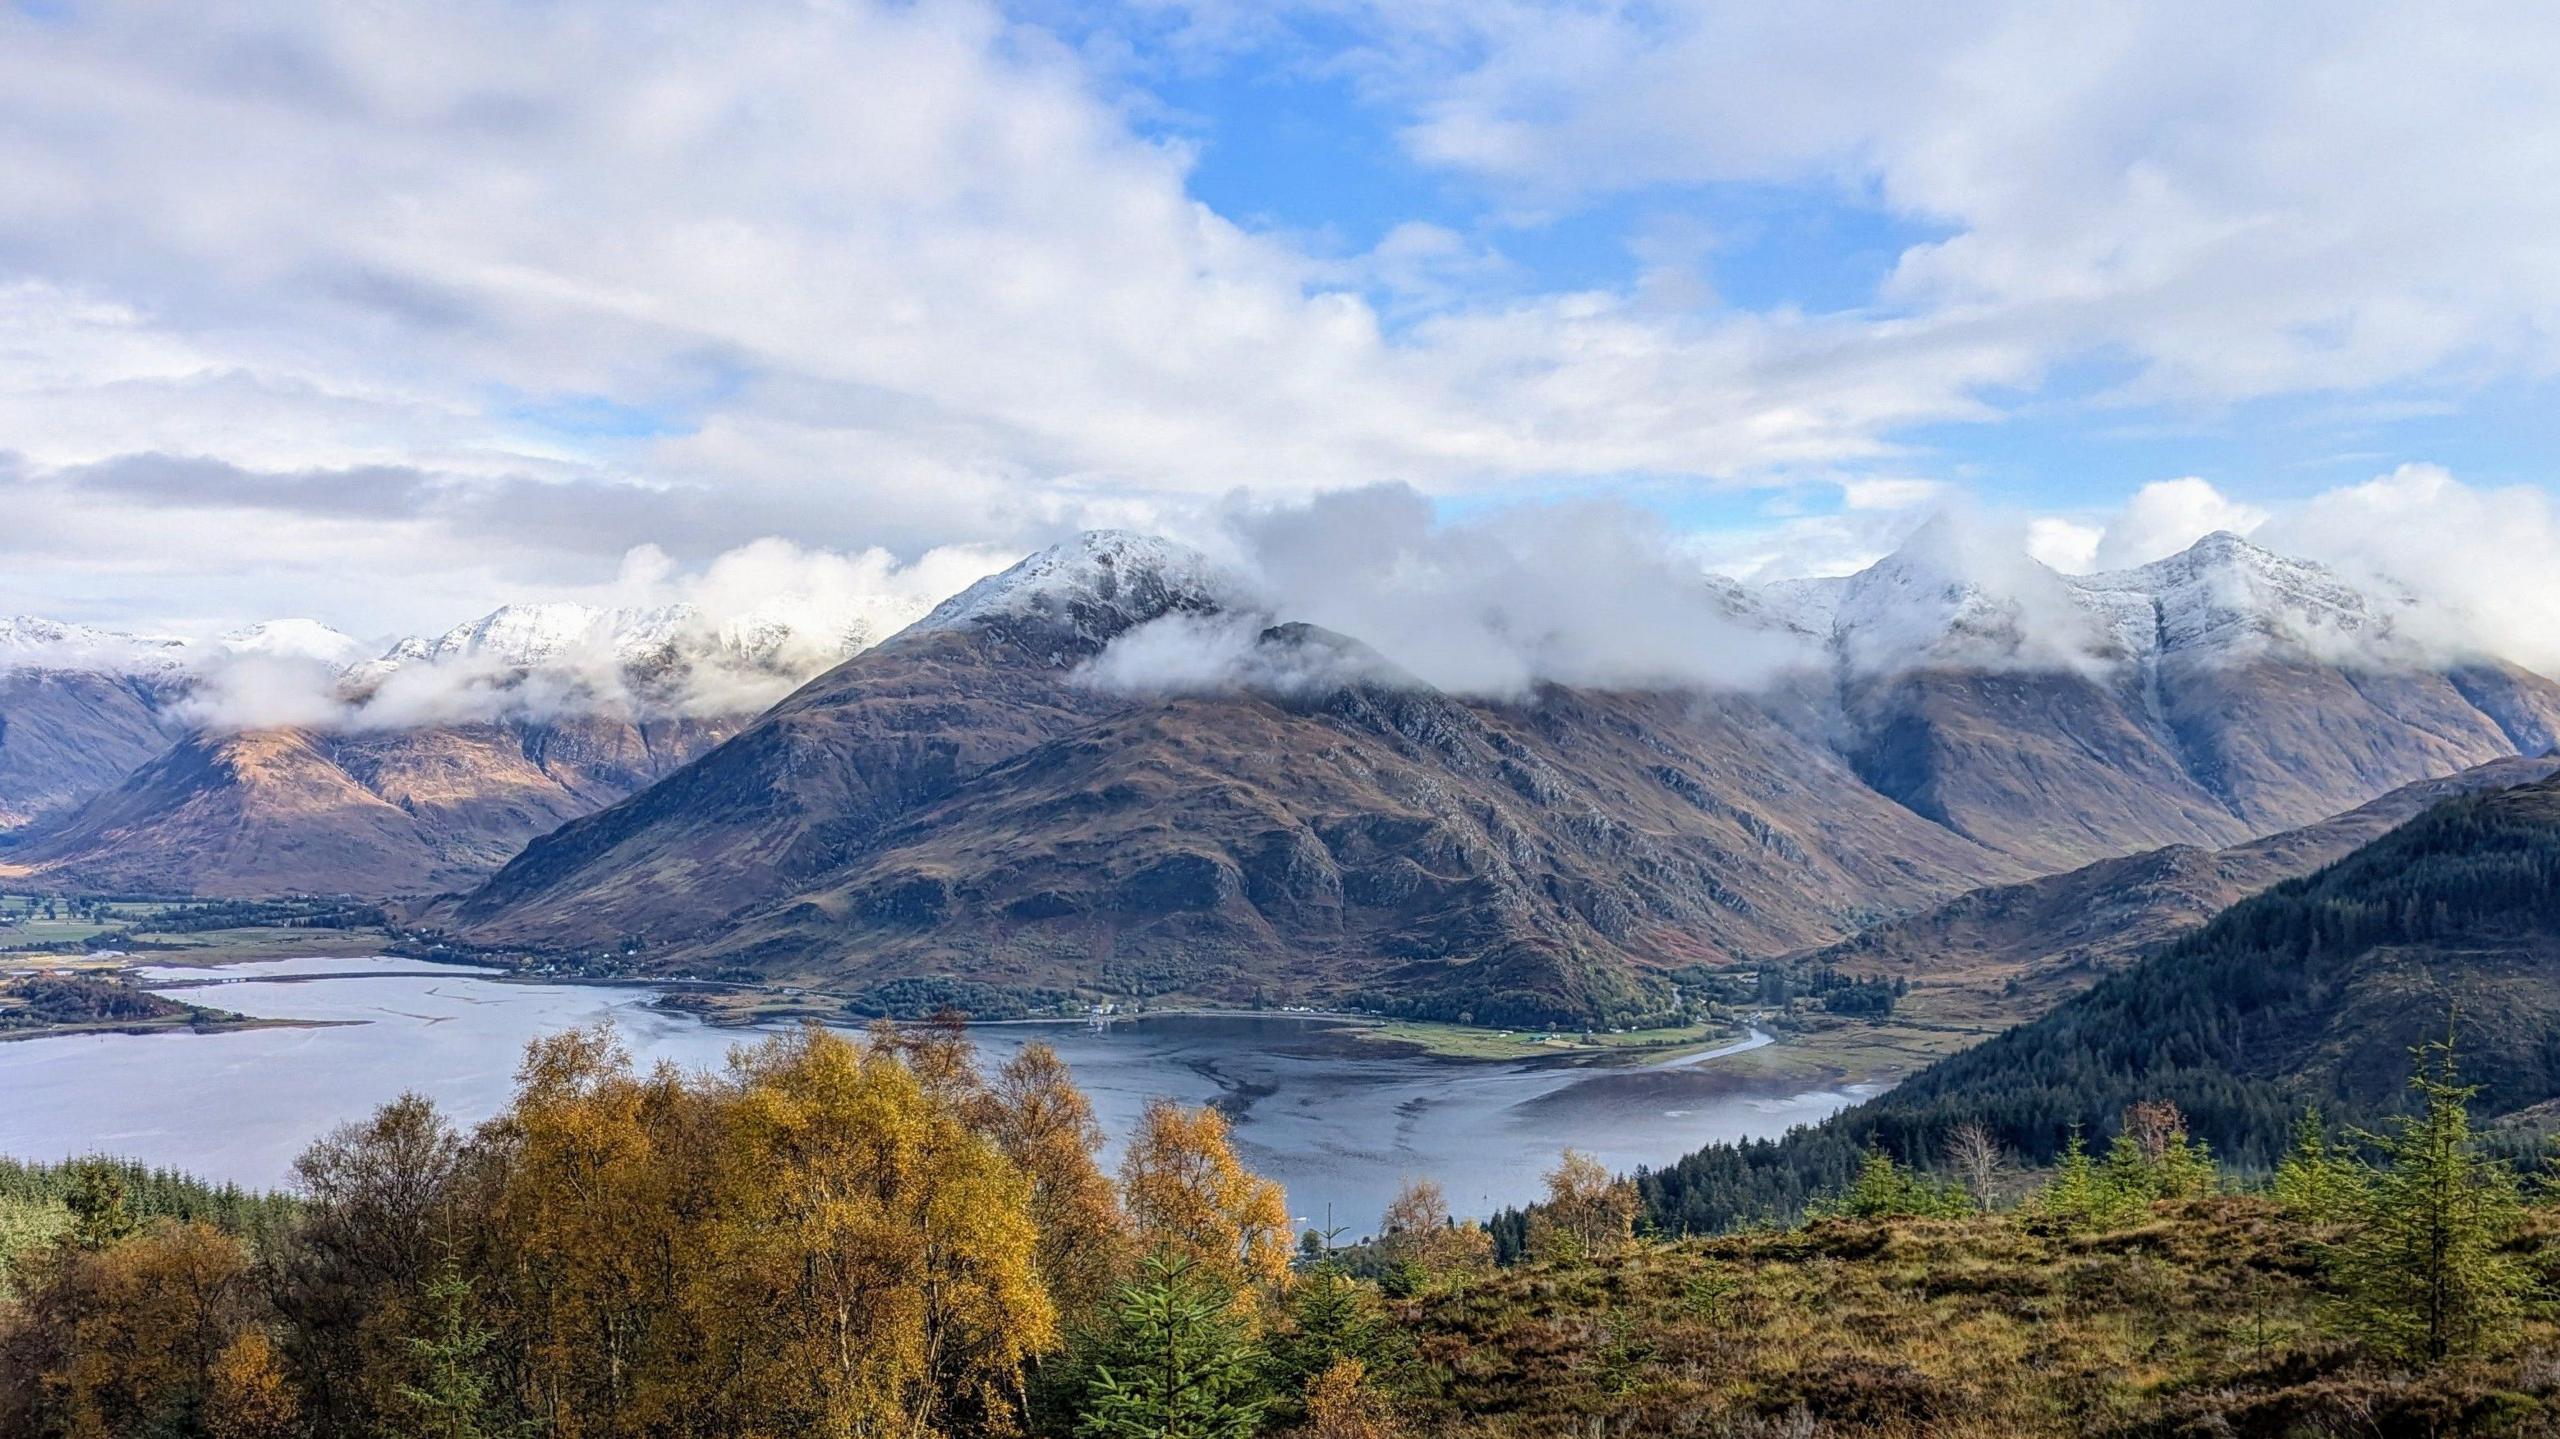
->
[0,958,1869,1231]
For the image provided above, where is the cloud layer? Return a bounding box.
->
[74,536,1021,732]
[12,1,2560,635]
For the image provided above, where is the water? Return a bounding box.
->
[0,957,1870,1232]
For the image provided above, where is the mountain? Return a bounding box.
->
[442,526,2560,1023]
[0,669,179,833]
[1798,753,2560,1023]
[1,618,191,833]
[1790,528,2560,867]
[1639,768,2560,1233]
[0,594,888,894]
[215,619,373,667]
[442,533,1226,950]
[0,715,732,897]
[0,616,375,834]
[443,534,2025,1023]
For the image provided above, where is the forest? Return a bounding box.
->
[1628,782,2560,1238]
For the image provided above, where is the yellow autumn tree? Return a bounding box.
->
[0,1219,277,1439]
[1297,1357,1404,1439]
[204,1329,301,1439]
[471,1024,692,1436]
[1120,1099,1293,1296]
[701,1025,1055,1435]
[1374,1178,1494,1291]
[990,1042,1128,1318]
[1523,1149,1638,1263]
[465,1023,1060,1439]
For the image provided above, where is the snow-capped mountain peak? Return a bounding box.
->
[426,602,628,667]
[1755,525,2431,678]
[218,618,371,668]
[2069,530,2400,665]
[0,615,192,673]
[913,530,1242,647]
[1810,520,2114,674]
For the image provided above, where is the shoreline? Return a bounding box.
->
[47,943,1806,1077]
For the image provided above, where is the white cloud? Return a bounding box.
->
[2024,517,2102,574]
[1839,477,1946,512]
[2261,464,2560,676]
[0,0,2048,633]
[132,534,1023,731]
[1320,0,2560,405]
[2088,477,2270,571]
[1206,486,1821,697]
[9,0,2560,651]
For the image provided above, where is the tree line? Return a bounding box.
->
[1624,785,2560,1237]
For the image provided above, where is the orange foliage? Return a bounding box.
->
[1120,1099,1293,1296]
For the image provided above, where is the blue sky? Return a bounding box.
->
[4,0,2560,635]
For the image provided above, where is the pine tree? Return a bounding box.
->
[1808,1149,1970,1220]
[2332,1035,2528,1364]
[1078,1253,1268,1439]
[64,1160,136,1251]
[2270,1106,2366,1224]
[1268,1264,1392,1394]
[394,1261,511,1439]
[2031,1127,2130,1230]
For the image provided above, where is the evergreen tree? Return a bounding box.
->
[2270,1106,2365,1223]
[1078,1253,1267,1439]
[1268,1264,1392,1393]
[2030,1128,2133,1230]
[2332,1036,2528,1364]
[2101,1101,2216,1205]
[1807,1149,1970,1220]
[394,1261,512,1439]
[64,1159,136,1251]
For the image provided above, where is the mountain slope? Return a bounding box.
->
[447,526,2560,1023]
[448,532,1237,946]
[1800,753,2560,1022]
[1800,530,2560,868]
[0,669,177,833]
[616,629,2018,1023]
[1640,769,2560,1232]
[1880,771,2560,1153]
[0,716,728,897]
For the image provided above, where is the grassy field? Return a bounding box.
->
[1719,1015,2001,1089]
[116,923,397,962]
[0,888,398,969]
[0,894,139,948]
[1400,1197,2560,1436]
[1357,1016,1751,1061]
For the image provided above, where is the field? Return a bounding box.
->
[1357,1016,1750,1061]
[1400,1197,2560,1436]
[0,892,395,968]
[0,894,170,949]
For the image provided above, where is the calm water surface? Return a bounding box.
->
[0,957,1870,1231]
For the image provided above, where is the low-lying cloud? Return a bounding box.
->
[1082,467,2560,700]
[1081,486,1826,701]
[146,536,1022,733]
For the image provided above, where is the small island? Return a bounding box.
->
[0,971,274,1041]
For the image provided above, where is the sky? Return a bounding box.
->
[6,0,2560,641]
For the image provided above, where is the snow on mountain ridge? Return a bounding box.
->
[2,616,203,675]
[914,530,1242,645]
[218,618,372,667]
[2068,530,2408,666]
[1751,525,2477,679]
